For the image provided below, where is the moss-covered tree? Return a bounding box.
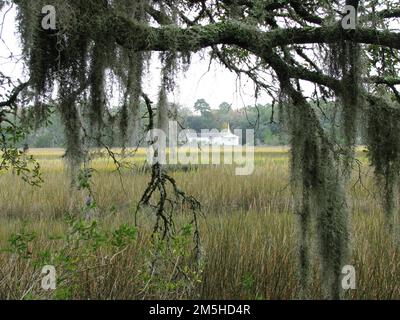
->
[3,0,400,299]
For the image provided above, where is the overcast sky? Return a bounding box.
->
[3,4,398,111]
[0,4,270,111]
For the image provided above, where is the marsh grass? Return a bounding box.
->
[0,147,398,299]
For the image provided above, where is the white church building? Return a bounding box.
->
[183,125,240,146]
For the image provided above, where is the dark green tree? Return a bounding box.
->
[218,102,231,114]
[193,98,211,116]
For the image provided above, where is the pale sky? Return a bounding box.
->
[0,4,270,111]
[4,4,397,111]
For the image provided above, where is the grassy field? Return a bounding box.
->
[0,147,399,300]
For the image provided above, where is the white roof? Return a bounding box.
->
[186,129,238,139]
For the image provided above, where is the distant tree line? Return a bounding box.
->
[20,98,359,148]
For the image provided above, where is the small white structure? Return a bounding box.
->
[184,124,240,146]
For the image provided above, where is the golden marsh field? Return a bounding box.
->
[0,147,399,299]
